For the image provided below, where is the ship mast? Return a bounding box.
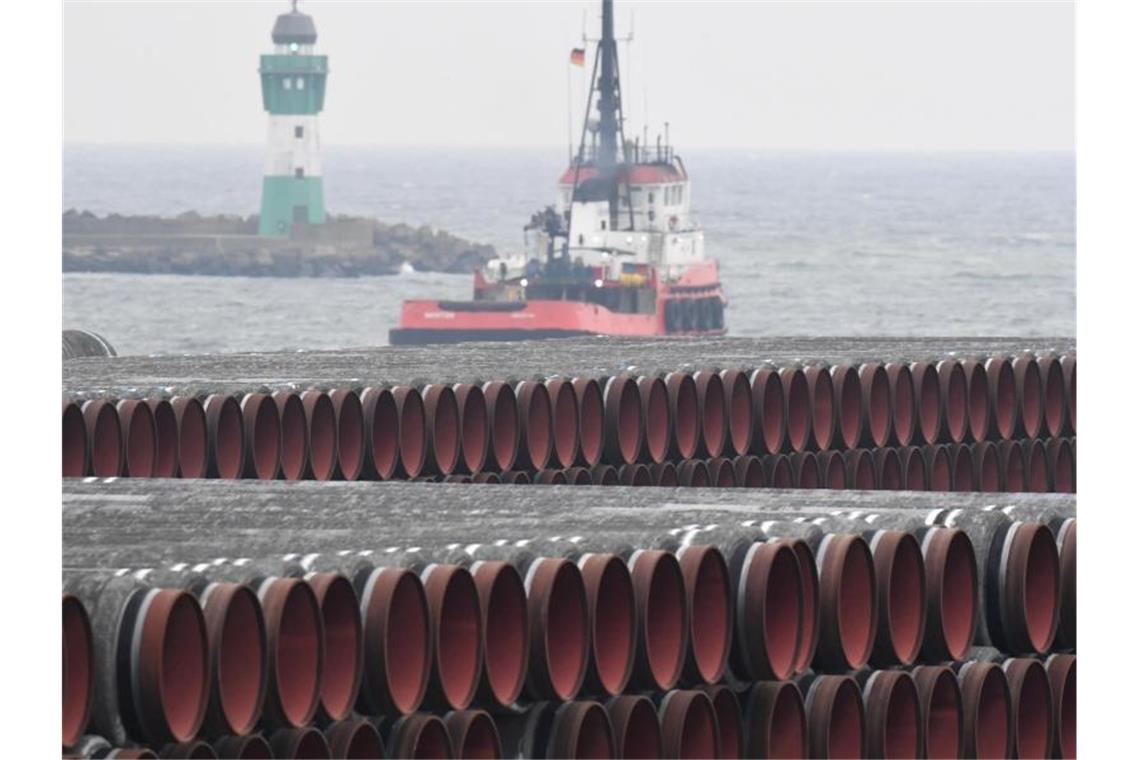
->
[596,0,620,171]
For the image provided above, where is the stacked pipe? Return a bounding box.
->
[63,480,1075,758]
[62,341,1076,495]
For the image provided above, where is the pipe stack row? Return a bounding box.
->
[62,352,1076,494]
[63,481,1075,758]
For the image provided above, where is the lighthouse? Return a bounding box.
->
[258,2,328,237]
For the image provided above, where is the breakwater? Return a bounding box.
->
[62,210,496,277]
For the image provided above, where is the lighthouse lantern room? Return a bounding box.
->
[258,1,328,237]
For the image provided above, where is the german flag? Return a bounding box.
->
[570,47,586,67]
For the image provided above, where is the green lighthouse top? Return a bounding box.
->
[272,1,317,47]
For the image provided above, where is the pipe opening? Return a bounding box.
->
[1024,439,1048,492]
[707,687,743,760]
[886,535,925,665]
[395,387,427,478]
[754,369,785,454]
[685,547,731,684]
[888,365,915,447]
[926,446,951,491]
[679,460,709,487]
[396,716,452,760]
[63,402,88,477]
[244,395,280,481]
[150,400,178,478]
[312,575,361,721]
[769,684,807,759]
[1050,657,1076,759]
[484,383,518,472]
[808,369,834,451]
[611,696,661,759]
[62,595,93,747]
[591,464,618,486]
[1021,524,1060,653]
[973,666,1011,760]
[213,585,266,736]
[1011,661,1051,760]
[724,370,753,455]
[120,401,157,477]
[900,448,924,490]
[846,450,874,489]
[828,679,864,760]
[652,461,679,487]
[207,396,243,480]
[332,391,364,481]
[361,388,399,480]
[950,445,973,492]
[767,454,793,488]
[882,675,921,759]
[941,363,968,444]
[786,540,819,674]
[782,369,810,453]
[974,442,1000,492]
[156,592,209,741]
[914,364,941,445]
[990,359,1016,439]
[638,377,670,464]
[763,545,802,681]
[328,720,384,759]
[821,451,846,490]
[734,455,765,488]
[383,571,430,715]
[696,372,727,458]
[835,367,862,449]
[575,702,616,759]
[448,711,500,760]
[454,385,488,474]
[668,373,700,460]
[273,393,307,481]
[575,378,605,467]
[424,386,460,476]
[1049,439,1075,493]
[709,457,736,487]
[939,530,978,661]
[965,363,989,443]
[478,563,528,706]
[613,376,643,465]
[875,449,902,490]
[1019,360,1043,439]
[550,380,580,468]
[643,555,686,689]
[838,539,875,669]
[303,393,337,481]
[433,567,481,709]
[544,561,588,700]
[675,693,719,759]
[172,398,206,479]
[621,463,653,486]
[919,667,962,760]
[269,581,322,728]
[520,382,553,471]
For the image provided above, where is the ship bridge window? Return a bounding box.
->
[677,185,684,204]
[294,125,304,138]
[283,78,293,90]
[601,219,607,230]
[296,77,305,90]
[295,167,305,178]
[648,191,655,204]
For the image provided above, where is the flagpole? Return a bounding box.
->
[566,58,573,164]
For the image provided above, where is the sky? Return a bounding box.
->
[63,1,1074,151]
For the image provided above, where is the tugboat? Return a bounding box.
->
[389,0,725,345]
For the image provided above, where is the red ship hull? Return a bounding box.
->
[390,261,726,345]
